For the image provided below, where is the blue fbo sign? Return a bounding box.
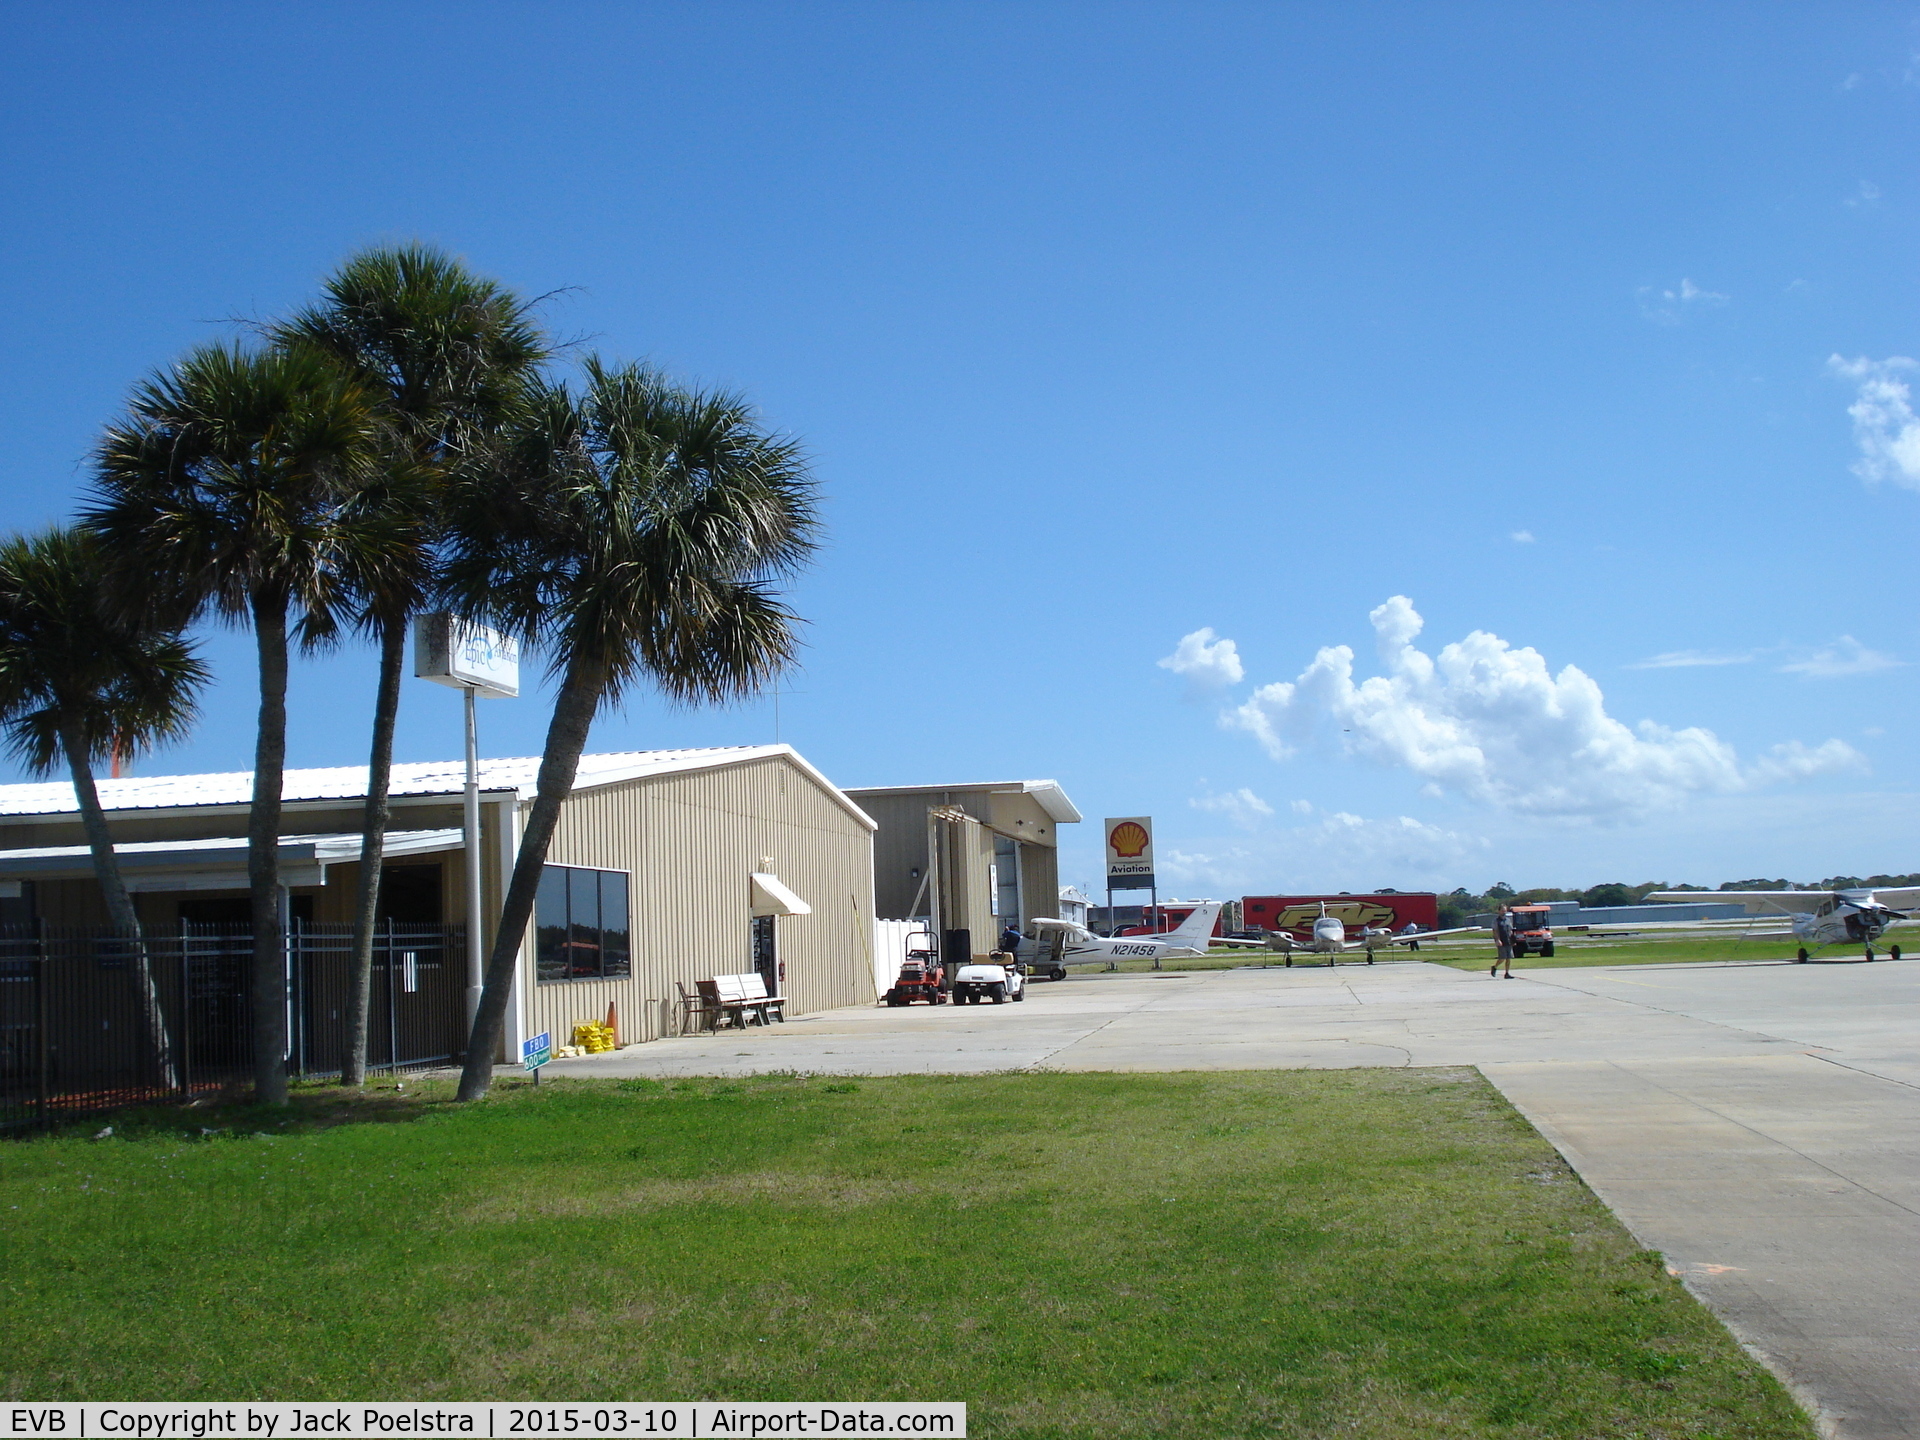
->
[523,1032,552,1071]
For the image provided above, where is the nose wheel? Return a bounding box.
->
[1796,948,1809,963]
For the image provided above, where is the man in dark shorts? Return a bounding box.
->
[1491,905,1515,978]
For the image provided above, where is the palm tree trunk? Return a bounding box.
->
[249,589,291,1105]
[342,617,405,1086]
[456,653,603,1102]
[59,717,178,1091]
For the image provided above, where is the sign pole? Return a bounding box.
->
[414,612,519,1044]
[464,684,484,1028]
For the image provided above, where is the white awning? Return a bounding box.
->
[750,871,812,917]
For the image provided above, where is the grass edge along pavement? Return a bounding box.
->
[1,1071,1815,1440]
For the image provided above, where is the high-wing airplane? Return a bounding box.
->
[1648,888,1916,961]
[1024,901,1227,975]
[1262,902,1478,967]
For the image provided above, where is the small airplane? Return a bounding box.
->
[1647,887,1916,962]
[1261,902,1478,967]
[1024,901,1228,975]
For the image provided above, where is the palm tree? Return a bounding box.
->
[444,360,819,1101]
[273,244,548,1087]
[0,526,209,1089]
[85,343,381,1104]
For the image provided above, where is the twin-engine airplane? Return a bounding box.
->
[1025,901,1227,974]
[1262,902,1477,967]
[1648,887,1915,961]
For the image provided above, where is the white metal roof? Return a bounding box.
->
[842,779,1082,825]
[0,745,876,831]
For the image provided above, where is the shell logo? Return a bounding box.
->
[1109,822,1151,858]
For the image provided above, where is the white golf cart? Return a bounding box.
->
[951,954,1026,1004]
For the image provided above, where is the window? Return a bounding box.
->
[536,865,631,982]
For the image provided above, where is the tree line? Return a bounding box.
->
[0,246,818,1105]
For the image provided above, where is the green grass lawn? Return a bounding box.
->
[0,1071,1811,1439]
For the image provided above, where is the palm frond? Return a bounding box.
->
[0,527,209,776]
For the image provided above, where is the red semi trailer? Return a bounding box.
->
[1243,893,1440,940]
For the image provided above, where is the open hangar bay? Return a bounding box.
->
[556,956,1920,1440]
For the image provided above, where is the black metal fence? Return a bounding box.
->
[0,923,466,1131]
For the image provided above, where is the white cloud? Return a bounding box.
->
[1846,179,1883,207]
[1510,530,1535,544]
[1628,639,1901,677]
[1152,806,1482,898]
[1224,596,1864,819]
[1829,355,1920,489]
[1190,787,1274,829]
[1627,649,1756,670]
[1158,627,1244,690]
[1746,739,1871,784]
[1777,636,1905,678]
[1638,278,1729,324]
[1160,805,1488,892]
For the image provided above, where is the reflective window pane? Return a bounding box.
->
[533,865,633,984]
[602,872,630,978]
[535,866,570,982]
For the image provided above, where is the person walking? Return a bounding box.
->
[1491,904,1516,978]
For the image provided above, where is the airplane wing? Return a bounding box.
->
[1209,936,1270,948]
[1864,887,1920,908]
[1377,926,1482,945]
[1031,917,1088,934]
[1648,890,1825,915]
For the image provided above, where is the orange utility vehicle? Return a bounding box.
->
[1509,904,1556,958]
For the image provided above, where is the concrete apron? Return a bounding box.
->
[550,958,1920,1437]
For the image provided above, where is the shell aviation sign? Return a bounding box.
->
[1104,816,1155,890]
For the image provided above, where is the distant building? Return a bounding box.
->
[1058,886,1092,926]
[844,780,1081,966]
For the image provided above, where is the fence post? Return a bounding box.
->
[385,919,399,1075]
[177,920,192,1098]
[291,919,305,1080]
[34,918,50,1132]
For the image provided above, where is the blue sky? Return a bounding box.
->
[4,3,1918,898]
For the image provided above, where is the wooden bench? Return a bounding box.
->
[694,973,787,1029]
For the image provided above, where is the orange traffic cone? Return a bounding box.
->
[606,1000,620,1048]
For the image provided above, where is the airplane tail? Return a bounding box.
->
[1160,902,1223,944]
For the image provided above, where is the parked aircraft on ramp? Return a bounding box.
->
[1648,887,1916,961]
[1263,902,1478,966]
[1025,902,1226,975]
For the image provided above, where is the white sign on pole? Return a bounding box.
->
[413,613,520,698]
[1104,816,1155,890]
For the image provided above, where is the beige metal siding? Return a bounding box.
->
[527,753,875,1047]
[1018,842,1059,929]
